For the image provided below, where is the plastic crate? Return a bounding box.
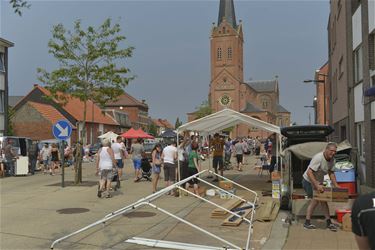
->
[338,182,356,195]
[335,169,355,182]
[336,209,351,223]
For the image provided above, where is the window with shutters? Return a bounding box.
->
[0,90,4,113]
[217,48,222,61]
[0,53,4,72]
[354,46,363,83]
[369,33,375,70]
[333,70,338,102]
[339,56,344,79]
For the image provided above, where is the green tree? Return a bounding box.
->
[195,100,212,120]
[175,117,182,129]
[148,123,158,136]
[9,0,30,16]
[38,18,134,184]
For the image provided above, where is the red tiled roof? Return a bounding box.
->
[106,92,148,108]
[35,85,118,125]
[159,119,174,129]
[27,101,76,128]
[152,119,164,127]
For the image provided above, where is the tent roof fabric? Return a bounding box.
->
[177,108,280,134]
[281,140,352,160]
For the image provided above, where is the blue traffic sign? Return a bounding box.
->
[52,120,72,140]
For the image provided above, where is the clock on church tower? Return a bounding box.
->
[219,94,232,107]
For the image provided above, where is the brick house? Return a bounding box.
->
[151,118,175,135]
[105,92,149,130]
[12,85,119,144]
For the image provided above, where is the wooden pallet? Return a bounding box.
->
[210,197,243,218]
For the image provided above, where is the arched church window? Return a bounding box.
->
[228,47,232,59]
[223,27,226,33]
[261,95,271,110]
[217,48,222,60]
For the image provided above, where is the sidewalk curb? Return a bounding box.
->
[261,210,289,250]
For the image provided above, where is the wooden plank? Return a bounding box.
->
[221,205,252,227]
[210,197,243,218]
[255,200,276,222]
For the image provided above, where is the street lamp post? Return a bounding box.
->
[304,77,326,124]
[304,96,317,124]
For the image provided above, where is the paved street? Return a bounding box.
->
[0,154,360,250]
[0,155,278,250]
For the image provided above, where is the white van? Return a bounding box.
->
[0,136,32,175]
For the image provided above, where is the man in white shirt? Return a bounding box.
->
[111,136,125,181]
[302,142,339,231]
[39,143,52,174]
[162,141,177,195]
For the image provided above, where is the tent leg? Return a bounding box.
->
[205,134,213,179]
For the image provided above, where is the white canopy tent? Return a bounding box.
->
[176,108,282,182]
[177,108,280,135]
[98,131,119,142]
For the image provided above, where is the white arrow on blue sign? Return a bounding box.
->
[52,120,72,140]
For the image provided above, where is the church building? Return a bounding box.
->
[189,0,290,138]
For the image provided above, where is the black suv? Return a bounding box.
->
[280,125,334,209]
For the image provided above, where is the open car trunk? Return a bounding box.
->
[279,124,352,210]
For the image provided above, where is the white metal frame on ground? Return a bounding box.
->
[50,169,258,250]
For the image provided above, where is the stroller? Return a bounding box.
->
[140,158,152,181]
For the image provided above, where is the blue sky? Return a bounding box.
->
[1,0,329,125]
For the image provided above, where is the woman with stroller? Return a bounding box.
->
[151,144,163,193]
[185,142,201,196]
[96,139,117,198]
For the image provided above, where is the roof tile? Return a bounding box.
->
[28,101,76,128]
[36,85,118,125]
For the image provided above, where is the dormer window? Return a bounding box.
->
[217,48,222,60]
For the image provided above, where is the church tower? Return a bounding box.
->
[210,0,244,112]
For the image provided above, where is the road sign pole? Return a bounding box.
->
[61,141,65,188]
[52,120,72,188]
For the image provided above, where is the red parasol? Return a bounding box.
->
[135,128,154,139]
[120,128,154,139]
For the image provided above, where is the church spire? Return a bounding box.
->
[218,0,237,28]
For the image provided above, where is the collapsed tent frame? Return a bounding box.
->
[50,169,258,250]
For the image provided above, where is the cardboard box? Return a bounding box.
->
[219,180,233,190]
[186,186,206,197]
[271,171,281,181]
[313,187,348,202]
[342,213,352,232]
